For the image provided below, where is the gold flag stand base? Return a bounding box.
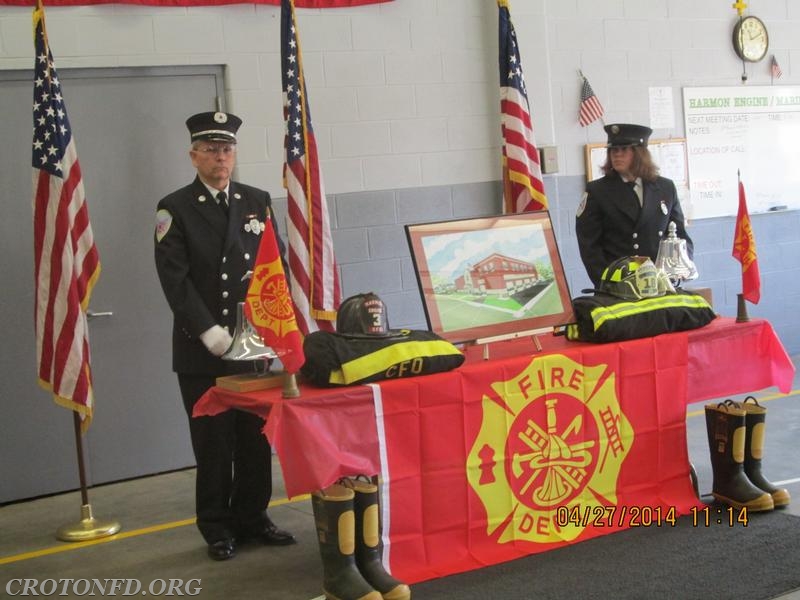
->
[56,504,121,542]
[736,293,750,323]
[59,413,122,543]
[282,372,300,398]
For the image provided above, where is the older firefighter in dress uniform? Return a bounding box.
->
[154,111,295,561]
[576,123,693,286]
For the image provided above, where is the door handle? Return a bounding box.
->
[87,310,114,320]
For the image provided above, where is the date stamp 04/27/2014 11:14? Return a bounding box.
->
[553,504,749,529]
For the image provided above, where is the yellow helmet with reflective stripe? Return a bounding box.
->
[598,256,672,301]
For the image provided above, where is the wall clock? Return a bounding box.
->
[732,15,769,62]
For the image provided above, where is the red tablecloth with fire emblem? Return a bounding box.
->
[195,317,795,583]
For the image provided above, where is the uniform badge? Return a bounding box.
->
[660,201,668,215]
[244,216,265,235]
[214,112,228,123]
[576,192,588,217]
[155,209,172,242]
[198,194,207,203]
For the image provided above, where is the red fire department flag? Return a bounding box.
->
[244,225,305,373]
[375,332,698,583]
[732,179,761,304]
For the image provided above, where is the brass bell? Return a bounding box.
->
[221,302,278,362]
[655,221,698,286]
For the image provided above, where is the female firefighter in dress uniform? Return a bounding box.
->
[576,123,693,287]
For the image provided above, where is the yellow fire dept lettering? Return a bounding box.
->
[385,357,424,378]
[466,354,633,544]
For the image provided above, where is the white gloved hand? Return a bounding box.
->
[200,325,233,357]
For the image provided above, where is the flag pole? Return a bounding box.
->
[502,164,513,214]
[501,2,515,213]
[32,0,119,542]
[55,412,121,541]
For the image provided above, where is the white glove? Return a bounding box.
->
[200,325,233,357]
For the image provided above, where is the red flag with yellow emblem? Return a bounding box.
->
[245,226,305,373]
[375,332,699,583]
[732,178,761,304]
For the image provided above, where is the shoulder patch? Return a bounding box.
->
[155,209,172,242]
[576,192,588,218]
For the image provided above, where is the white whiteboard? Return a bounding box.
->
[683,86,800,219]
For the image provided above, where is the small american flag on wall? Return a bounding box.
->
[771,55,783,80]
[578,74,605,127]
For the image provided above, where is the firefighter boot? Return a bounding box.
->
[347,478,411,600]
[741,397,791,507]
[705,401,774,512]
[312,484,382,600]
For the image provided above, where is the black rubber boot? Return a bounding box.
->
[311,484,382,600]
[346,477,411,600]
[741,397,790,507]
[705,401,774,512]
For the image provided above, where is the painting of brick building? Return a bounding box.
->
[406,212,574,344]
[454,252,540,298]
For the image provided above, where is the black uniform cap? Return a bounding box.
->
[604,123,652,148]
[186,111,242,144]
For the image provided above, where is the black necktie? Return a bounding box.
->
[216,191,228,217]
[626,180,641,207]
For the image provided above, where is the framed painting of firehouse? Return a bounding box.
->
[405,211,574,345]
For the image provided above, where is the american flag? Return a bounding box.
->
[771,55,783,80]
[32,1,100,430]
[498,0,548,213]
[579,75,605,127]
[281,0,341,334]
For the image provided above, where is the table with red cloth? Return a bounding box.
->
[194,317,795,583]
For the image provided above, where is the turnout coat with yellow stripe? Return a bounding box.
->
[301,329,465,387]
[566,290,716,343]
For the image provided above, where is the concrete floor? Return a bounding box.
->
[1,359,799,600]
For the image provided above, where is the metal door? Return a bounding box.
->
[0,65,225,503]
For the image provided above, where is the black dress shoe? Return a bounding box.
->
[255,524,296,546]
[207,539,236,561]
